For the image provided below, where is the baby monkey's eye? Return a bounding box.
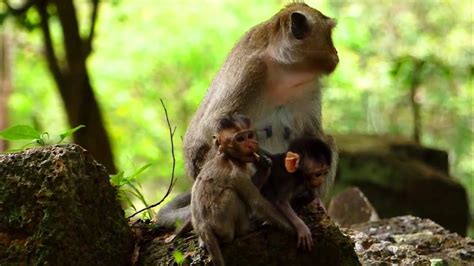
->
[247,132,255,139]
[236,136,245,142]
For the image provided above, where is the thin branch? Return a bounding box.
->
[84,0,99,57]
[36,0,64,89]
[5,0,35,15]
[127,99,178,219]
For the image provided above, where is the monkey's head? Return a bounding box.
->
[213,114,259,163]
[269,3,338,73]
[284,137,332,188]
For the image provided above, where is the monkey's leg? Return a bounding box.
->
[201,225,225,266]
[236,178,294,233]
[235,202,252,237]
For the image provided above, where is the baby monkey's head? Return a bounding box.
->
[285,137,332,188]
[213,114,258,163]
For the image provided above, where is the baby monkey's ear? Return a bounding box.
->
[284,151,300,173]
[213,135,223,154]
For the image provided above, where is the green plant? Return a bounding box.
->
[110,163,154,219]
[172,250,186,265]
[0,125,85,149]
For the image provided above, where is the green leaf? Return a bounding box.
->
[172,250,186,265]
[59,125,85,143]
[110,171,125,186]
[128,163,153,180]
[0,125,41,140]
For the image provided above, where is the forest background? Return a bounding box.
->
[1,0,472,235]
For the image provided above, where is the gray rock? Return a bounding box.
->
[343,215,474,265]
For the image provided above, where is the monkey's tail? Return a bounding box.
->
[155,192,191,228]
[201,225,225,266]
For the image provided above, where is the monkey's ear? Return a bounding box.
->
[284,152,300,173]
[290,12,309,40]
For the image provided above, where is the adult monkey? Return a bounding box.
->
[157,2,338,230]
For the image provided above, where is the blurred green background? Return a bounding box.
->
[1,0,472,233]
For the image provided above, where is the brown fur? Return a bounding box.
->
[184,3,338,201]
[191,115,293,266]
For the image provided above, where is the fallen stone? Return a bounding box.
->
[328,186,379,227]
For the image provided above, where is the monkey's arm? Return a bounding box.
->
[275,200,313,251]
[251,150,273,189]
[234,177,294,233]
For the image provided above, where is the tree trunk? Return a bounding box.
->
[36,0,117,173]
[0,20,12,151]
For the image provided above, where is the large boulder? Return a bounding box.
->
[0,144,133,265]
[334,134,469,235]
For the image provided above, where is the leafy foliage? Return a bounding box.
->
[110,164,154,219]
[0,125,85,148]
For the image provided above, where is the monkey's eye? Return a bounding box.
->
[247,132,255,139]
[236,136,245,142]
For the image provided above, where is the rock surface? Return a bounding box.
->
[135,205,360,265]
[334,134,470,235]
[0,144,133,265]
[343,215,474,265]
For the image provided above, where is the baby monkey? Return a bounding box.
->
[254,137,332,251]
[191,114,293,266]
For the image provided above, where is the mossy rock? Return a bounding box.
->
[0,144,133,265]
[136,205,360,265]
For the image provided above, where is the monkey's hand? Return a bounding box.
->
[295,220,313,251]
[252,153,272,189]
[275,200,313,251]
[256,153,272,168]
